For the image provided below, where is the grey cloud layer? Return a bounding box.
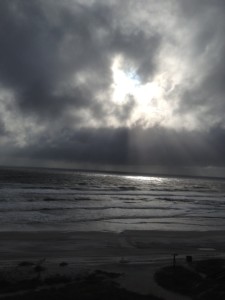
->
[0,0,225,174]
[0,0,160,121]
[8,126,225,171]
[175,0,225,126]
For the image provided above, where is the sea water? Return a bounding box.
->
[0,167,224,232]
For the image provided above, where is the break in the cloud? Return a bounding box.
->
[0,0,225,176]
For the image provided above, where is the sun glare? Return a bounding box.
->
[111,56,170,127]
[125,175,166,183]
[111,57,140,104]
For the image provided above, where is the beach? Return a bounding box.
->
[1,230,225,261]
[0,168,225,298]
[1,230,225,299]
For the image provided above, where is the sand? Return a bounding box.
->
[0,230,225,299]
[1,230,225,261]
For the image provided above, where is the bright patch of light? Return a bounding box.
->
[111,57,140,104]
[111,56,171,127]
[125,175,166,183]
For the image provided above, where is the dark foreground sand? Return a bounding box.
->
[0,230,225,299]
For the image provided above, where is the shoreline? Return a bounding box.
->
[1,230,225,299]
[1,230,225,261]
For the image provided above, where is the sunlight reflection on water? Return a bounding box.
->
[124,175,166,183]
[1,168,224,232]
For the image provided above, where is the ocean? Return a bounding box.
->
[0,167,225,232]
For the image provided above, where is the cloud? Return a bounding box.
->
[0,0,161,124]
[171,0,225,128]
[0,0,225,176]
[5,126,225,173]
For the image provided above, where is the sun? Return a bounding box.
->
[111,56,170,127]
[111,57,140,104]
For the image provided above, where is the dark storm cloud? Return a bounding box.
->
[14,127,130,165]
[0,0,108,117]
[0,0,160,121]
[11,126,225,170]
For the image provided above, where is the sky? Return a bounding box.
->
[0,0,225,177]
